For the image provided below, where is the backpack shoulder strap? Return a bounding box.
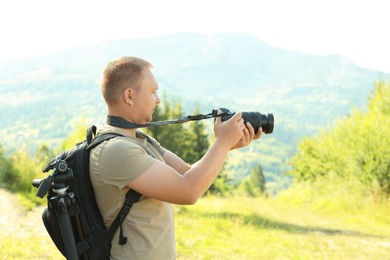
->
[86,126,144,245]
[136,131,154,144]
[86,125,97,143]
[86,124,125,150]
[87,128,154,150]
[108,189,142,245]
[111,131,158,245]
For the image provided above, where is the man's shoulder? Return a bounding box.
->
[93,125,144,153]
[96,125,128,136]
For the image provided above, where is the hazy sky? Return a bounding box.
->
[1,0,389,73]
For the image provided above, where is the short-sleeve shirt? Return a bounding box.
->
[89,125,176,260]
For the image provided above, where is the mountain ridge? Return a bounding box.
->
[0,33,386,192]
[0,32,385,147]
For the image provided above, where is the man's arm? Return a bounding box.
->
[162,150,191,175]
[162,121,262,174]
[128,113,260,205]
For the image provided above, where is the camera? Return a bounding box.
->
[218,108,274,134]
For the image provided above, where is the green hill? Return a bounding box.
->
[0,33,387,193]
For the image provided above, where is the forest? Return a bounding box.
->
[1,33,387,197]
[0,81,389,207]
[0,80,389,259]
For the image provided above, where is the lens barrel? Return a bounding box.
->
[242,112,274,134]
[219,108,274,134]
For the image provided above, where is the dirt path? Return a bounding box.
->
[0,187,47,237]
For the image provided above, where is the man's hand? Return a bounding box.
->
[231,122,262,150]
[214,112,245,150]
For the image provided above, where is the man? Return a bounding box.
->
[90,56,262,259]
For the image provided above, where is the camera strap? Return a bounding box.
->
[106,110,220,129]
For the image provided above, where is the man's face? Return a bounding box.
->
[131,68,160,124]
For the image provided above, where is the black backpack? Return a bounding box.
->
[33,125,146,260]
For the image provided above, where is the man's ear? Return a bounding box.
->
[124,88,134,105]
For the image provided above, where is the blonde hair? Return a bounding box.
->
[100,56,153,105]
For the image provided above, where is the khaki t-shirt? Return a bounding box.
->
[90,125,176,260]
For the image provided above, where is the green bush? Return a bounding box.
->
[288,81,390,198]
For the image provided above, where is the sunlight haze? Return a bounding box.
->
[1,0,389,72]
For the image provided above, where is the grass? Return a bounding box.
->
[175,196,390,259]
[1,196,389,259]
[0,236,62,260]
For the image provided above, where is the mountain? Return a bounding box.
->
[0,33,386,193]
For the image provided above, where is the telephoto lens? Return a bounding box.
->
[219,108,274,134]
[242,112,274,134]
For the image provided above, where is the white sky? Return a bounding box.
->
[0,0,389,73]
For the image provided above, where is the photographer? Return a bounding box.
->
[89,56,262,259]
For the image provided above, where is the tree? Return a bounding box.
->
[8,149,38,192]
[288,81,390,198]
[0,144,15,189]
[58,119,88,151]
[180,107,209,164]
[368,81,390,115]
[0,141,56,207]
[240,163,267,197]
[146,95,189,158]
[145,96,236,195]
[35,143,55,165]
[145,96,210,163]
